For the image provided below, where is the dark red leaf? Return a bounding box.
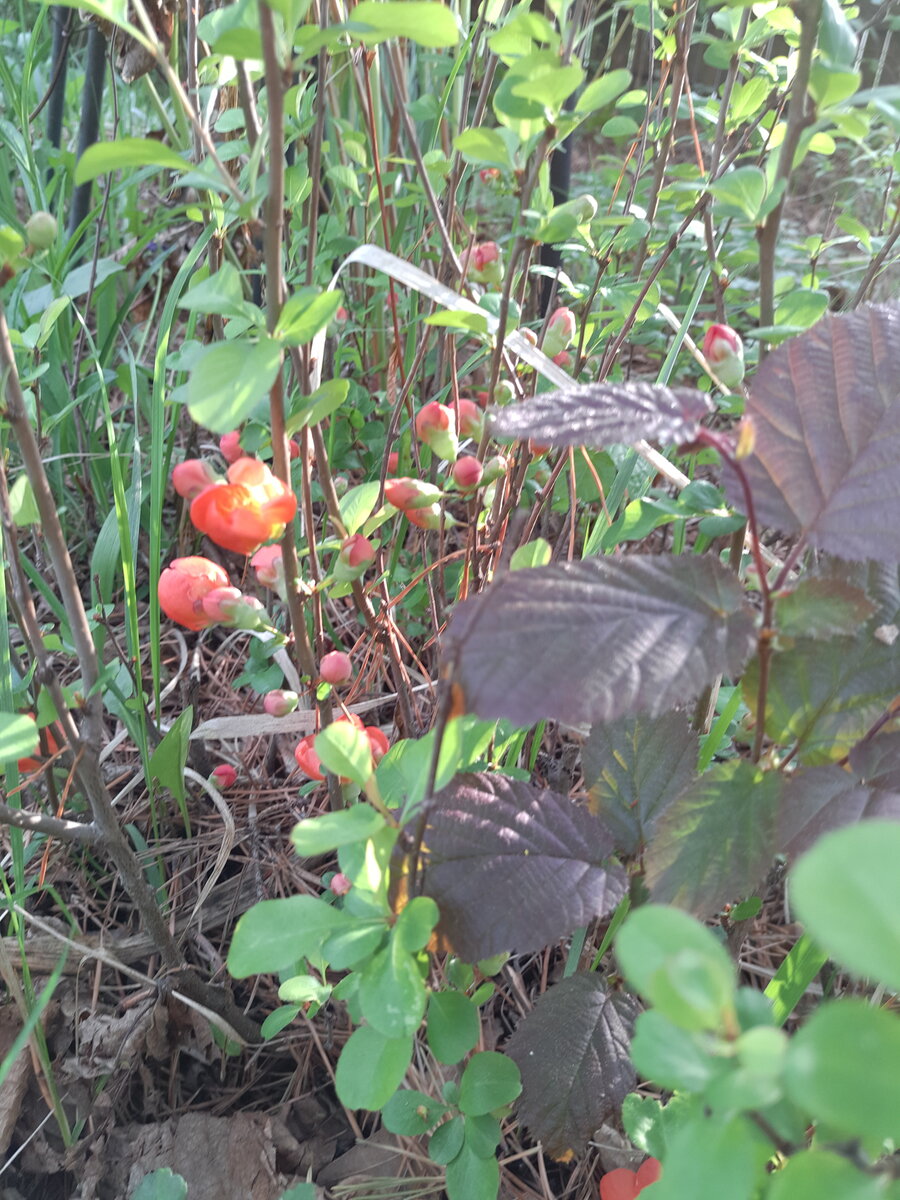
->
[445,555,756,728]
[506,973,639,1158]
[489,381,713,449]
[725,304,900,563]
[779,763,900,858]
[417,773,627,961]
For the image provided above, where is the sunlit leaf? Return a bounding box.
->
[778,765,900,859]
[416,773,627,961]
[490,381,713,450]
[446,556,756,728]
[74,137,186,185]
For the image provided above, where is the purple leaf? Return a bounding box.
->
[506,974,639,1158]
[583,712,698,857]
[489,381,714,449]
[417,773,627,961]
[779,764,900,858]
[725,304,900,562]
[445,555,756,728]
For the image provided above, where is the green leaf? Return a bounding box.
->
[275,287,342,346]
[184,337,282,433]
[426,990,480,1065]
[789,821,900,994]
[575,69,631,115]
[345,1,459,47]
[358,940,427,1038]
[709,166,767,221]
[641,1111,770,1200]
[381,1089,447,1135]
[464,1112,502,1159]
[785,999,900,1142]
[291,804,386,857]
[277,973,332,1006]
[445,1142,500,1200]
[615,905,736,1031]
[629,1010,721,1093]
[509,61,585,112]
[509,538,552,570]
[0,226,25,266]
[131,1169,189,1200]
[424,310,490,334]
[286,377,350,431]
[196,0,263,57]
[453,127,515,170]
[429,1113,465,1164]
[260,1005,301,1038]
[393,896,439,954]
[767,1150,889,1200]
[227,896,351,976]
[0,712,39,769]
[818,0,858,67]
[148,707,193,803]
[315,722,376,787]
[8,474,41,527]
[334,1024,414,1109]
[339,481,382,536]
[180,263,256,321]
[774,574,875,639]
[458,1052,521,1116]
[74,138,185,185]
[773,288,829,332]
[808,65,861,108]
[622,1092,698,1161]
[764,934,829,1027]
[322,919,387,969]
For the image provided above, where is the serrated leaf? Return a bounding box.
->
[789,821,900,993]
[490,381,713,450]
[744,630,899,763]
[644,760,784,916]
[774,575,876,639]
[583,712,698,856]
[445,556,756,729]
[778,765,900,859]
[417,773,627,961]
[724,305,900,563]
[506,973,638,1157]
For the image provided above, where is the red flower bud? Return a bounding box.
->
[320,650,353,685]
[158,557,231,631]
[294,715,389,781]
[599,1158,661,1200]
[415,401,459,462]
[543,307,577,359]
[463,241,503,286]
[201,587,268,630]
[702,323,745,389]
[263,689,300,717]
[334,534,375,582]
[330,872,353,895]
[386,451,400,474]
[479,167,501,184]
[384,477,443,511]
[211,763,238,789]
[457,399,484,441]
[250,544,285,592]
[190,457,297,555]
[172,459,221,501]
[219,430,243,464]
[288,439,301,460]
[452,455,483,491]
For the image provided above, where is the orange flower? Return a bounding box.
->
[294,715,389,782]
[18,717,62,773]
[190,457,297,555]
[158,556,231,630]
[599,1158,661,1200]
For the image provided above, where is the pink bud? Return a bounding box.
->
[384,476,443,511]
[415,402,459,462]
[482,454,510,485]
[479,168,501,184]
[465,241,503,286]
[386,451,400,474]
[452,456,483,491]
[552,350,572,369]
[543,307,577,359]
[406,502,456,531]
[250,544,285,592]
[330,872,353,895]
[457,399,484,441]
[335,306,349,324]
[702,323,745,389]
[320,650,353,685]
[172,459,221,501]
[263,689,300,717]
[201,587,268,630]
[334,534,375,582]
[219,431,243,464]
[288,439,301,460]
[211,763,237,789]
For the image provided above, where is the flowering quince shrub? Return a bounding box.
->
[189,457,297,555]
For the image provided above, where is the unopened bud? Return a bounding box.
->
[219,430,243,464]
[263,689,300,717]
[457,398,484,441]
[172,459,221,501]
[320,650,353,685]
[211,763,237,789]
[415,401,459,462]
[334,534,375,582]
[25,211,58,250]
[543,307,577,360]
[702,323,745,390]
[451,456,483,491]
